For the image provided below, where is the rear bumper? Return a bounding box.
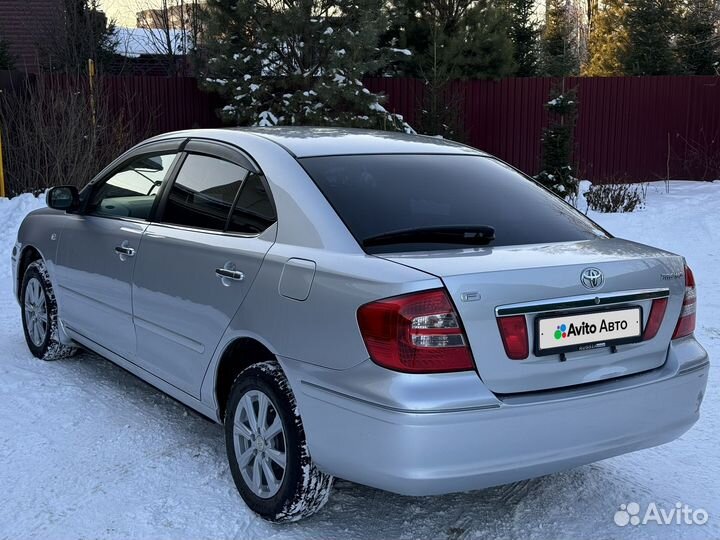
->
[282,337,709,496]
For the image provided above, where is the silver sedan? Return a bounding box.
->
[11,128,709,522]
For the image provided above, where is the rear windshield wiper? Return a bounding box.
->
[362,225,496,248]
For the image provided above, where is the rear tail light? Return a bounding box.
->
[496,315,529,360]
[357,289,474,373]
[643,297,668,341]
[673,265,696,339]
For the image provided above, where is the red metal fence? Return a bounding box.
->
[366,76,720,182]
[102,75,224,136]
[6,73,720,182]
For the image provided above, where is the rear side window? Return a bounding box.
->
[227,173,277,233]
[300,154,607,253]
[162,154,248,231]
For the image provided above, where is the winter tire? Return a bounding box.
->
[225,361,333,522]
[21,260,77,361]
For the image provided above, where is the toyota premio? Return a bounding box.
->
[12,128,709,522]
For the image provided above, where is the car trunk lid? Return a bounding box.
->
[380,238,687,394]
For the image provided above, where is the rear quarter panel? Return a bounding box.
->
[220,244,441,369]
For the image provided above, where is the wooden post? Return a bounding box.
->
[88,58,97,128]
[0,126,6,198]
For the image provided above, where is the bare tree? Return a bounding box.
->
[0,74,150,196]
[134,0,205,76]
[568,0,590,69]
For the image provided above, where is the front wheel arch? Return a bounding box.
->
[16,245,43,302]
[20,259,77,360]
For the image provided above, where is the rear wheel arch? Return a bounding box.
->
[224,359,333,521]
[214,337,279,421]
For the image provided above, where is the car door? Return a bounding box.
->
[55,142,183,359]
[132,140,278,398]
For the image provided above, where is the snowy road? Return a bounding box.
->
[1,182,718,540]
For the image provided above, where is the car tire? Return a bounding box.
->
[224,361,334,522]
[21,260,77,361]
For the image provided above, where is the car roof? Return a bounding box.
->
[153,127,487,158]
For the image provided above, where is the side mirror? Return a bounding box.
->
[46,186,80,212]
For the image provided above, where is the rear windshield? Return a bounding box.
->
[300,154,607,253]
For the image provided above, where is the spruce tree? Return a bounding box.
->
[381,0,423,76]
[535,86,578,200]
[540,0,579,77]
[441,1,516,79]
[583,0,628,76]
[676,0,719,75]
[624,0,678,75]
[203,0,412,131]
[506,0,540,76]
[385,0,516,80]
[388,0,514,139]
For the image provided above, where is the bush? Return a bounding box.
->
[0,74,148,196]
[584,182,646,213]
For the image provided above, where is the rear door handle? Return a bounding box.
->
[114,244,136,261]
[115,246,136,256]
[215,268,245,281]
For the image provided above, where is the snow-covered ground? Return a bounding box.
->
[1,182,718,540]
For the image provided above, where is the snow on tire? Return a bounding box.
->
[20,260,77,361]
[224,360,333,522]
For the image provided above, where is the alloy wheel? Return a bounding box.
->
[24,277,48,347]
[233,389,287,498]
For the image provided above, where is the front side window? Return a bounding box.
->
[162,154,249,231]
[88,153,177,220]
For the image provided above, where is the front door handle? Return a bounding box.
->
[114,243,136,261]
[215,268,245,281]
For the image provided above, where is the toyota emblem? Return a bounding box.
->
[581,267,604,290]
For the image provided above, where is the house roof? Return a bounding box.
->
[113,27,189,58]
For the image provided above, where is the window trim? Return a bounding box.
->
[223,172,248,232]
[141,220,272,239]
[184,139,259,173]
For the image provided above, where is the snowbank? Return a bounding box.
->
[0,194,45,278]
[0,182,718,539]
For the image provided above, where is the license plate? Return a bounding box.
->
[535,306,643,356]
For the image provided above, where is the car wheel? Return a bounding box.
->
[224,361,334,522]
[21,260,77,361]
